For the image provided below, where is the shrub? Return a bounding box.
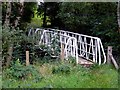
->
[52,64,71,74]
[38,31,61,58]
[68,56,76,65]
[3,59,42,82]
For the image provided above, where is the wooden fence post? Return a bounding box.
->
[26,51,30,66]
[60,44,64,61]
[107,46,112,64]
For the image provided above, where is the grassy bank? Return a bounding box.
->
[2,60,118,88]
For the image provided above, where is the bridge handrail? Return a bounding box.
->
[28,28,107,65]
[46,28,100,39]
[64,37,78,64]
[47,28,106,64]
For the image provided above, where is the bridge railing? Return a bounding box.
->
[28,28,106,65]
[44,28,106,65]
[59,33,78,63]
[28,28,79,63]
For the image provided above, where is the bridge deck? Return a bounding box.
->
[78,57,93,66]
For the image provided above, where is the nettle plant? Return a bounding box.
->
[52,64,71,74]
[39,33,61,58]
[50,33,61,56]
[4,59,42,81]
[67,56,76,65]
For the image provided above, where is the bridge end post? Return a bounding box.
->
[107,46,112,64]
[60,44,64,62]
[107,46,119,70]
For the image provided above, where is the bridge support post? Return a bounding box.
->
[107,46,112,64]
[26,51,30,66]
[60,44,64,61]
[107,46,119,70]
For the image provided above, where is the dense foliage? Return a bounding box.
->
[3,59,41,81]
[37,2,60,27]
[2,2,37,29]
[58,3,117,34]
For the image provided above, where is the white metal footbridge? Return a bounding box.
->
[28,28,106,65]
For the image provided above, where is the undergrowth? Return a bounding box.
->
[2,59,42,88]
[2,59,118,88]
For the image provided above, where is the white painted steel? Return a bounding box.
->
[28,28,106,65]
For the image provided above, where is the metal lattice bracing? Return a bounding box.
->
[28,28,106,65]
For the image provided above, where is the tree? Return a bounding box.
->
[20,2,37,29]
[57,2,93,34]
[37,2,60,28]
[117,1,120,33]
[57,2,118,37]
[2,2,37,67]
[3,2,13,67]
[4,2,11,27]
[14,0,24,28]
[2,2,37,29]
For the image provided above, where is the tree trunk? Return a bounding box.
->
[4,2,13,67]
[14,0,24,27]
[117,1,120,33]
[4,1,25,67]
[6,44,13,67]
[4,2,11,26]
[43,3,47,27]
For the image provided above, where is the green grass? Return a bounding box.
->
[0,75,2,89]
[2,61,118,88]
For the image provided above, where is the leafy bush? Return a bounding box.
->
[68,56,76,65]
[39,33,60,57]
[4,59,42,82]
[13,40,35,64]
[2,26,35,66]
[2,26,22,65]
[52,64,71,74]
